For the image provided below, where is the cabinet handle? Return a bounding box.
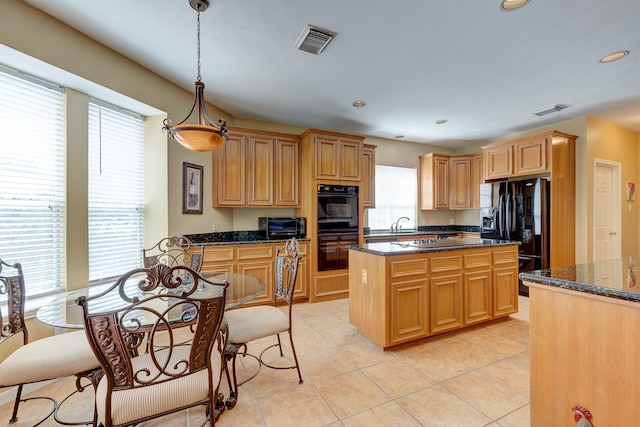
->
[609,231,617,235]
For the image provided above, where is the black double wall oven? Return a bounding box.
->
[317,184,359,271]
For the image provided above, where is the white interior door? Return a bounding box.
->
[593,160,622,261]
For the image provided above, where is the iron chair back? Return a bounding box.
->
[76,264,229,427]
[142,235,204,272]
[0,259,27,346]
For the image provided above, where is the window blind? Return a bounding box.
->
[0,66,66,297]
[88,100,145,284]
[367,165,418,230]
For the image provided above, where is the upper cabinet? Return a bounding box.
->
[362,144,376,208]
[301,130,364,182]
[212,127,299,207]
[420,153,450,210]
[483,133,550,180]
[470,153,484,209]
[449,156,472,210]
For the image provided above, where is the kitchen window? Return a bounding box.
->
[367,165,417,230]
[0,65,66,297]
[88,100,145,284]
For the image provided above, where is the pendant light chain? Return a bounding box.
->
[196,11,202,82]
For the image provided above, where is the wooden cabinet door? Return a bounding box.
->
[212,133,246,207]
[420,153,449,210]
[471,153,484,209]
[274,136,299,206]
[464,270,492,324]
[361,144,376,208]
[315,135,339,179]
[236,244,275,306]
[339,138,362,181]
[247,134,274,206]
[293,242,309,299]
[430,274,463,333]
[484,144,513,180]
[200,246,235,275]
[514,135,548,175]
[390,278,429,345]
[449,156,471,209]
[493,266,518,316]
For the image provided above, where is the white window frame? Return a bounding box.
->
[367,164,418,231]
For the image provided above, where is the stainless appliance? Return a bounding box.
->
[480,177,550,296]
[317,184,359,271]
[258,217,306,239]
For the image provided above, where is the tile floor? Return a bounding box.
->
[0,296,530,426]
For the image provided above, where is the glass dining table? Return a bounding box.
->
[36,271,266,329]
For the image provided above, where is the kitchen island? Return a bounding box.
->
[520,257,640,426]
[348,238,520,349]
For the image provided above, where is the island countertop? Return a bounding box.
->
[349,238,519,256]
[519,255,640,303]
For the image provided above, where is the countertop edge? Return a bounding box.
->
[520,272,640,303]
[349,239,519,256]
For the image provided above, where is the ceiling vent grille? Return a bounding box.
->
[534,104,568,116]
[295,25,336,55]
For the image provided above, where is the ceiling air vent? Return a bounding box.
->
[295,25,336,55]
[534,104,568,116]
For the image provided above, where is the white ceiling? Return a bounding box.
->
[24,0,640,148]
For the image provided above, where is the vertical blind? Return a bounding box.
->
[367,165,418,230]
[0,66,66,296]
[88,100,145,284]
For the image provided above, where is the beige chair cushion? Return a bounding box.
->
[0,330,99,386]
[96,345,222,426]
[225,306,289,343]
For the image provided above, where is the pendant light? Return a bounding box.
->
[163,0,228,152]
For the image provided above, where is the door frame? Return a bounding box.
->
[592,158,622,261]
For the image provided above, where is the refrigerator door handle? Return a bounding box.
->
[498,194,504,238]
[505,193,511,239]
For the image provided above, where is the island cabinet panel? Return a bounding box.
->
[430,274,463,333]
[463,270,492,324]
[390,278,429,345]
[348,243,519,350]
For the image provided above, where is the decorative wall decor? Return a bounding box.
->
[627,181,635,201]
[183,162,203,214]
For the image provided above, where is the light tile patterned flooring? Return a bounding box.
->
[0,296,530,426]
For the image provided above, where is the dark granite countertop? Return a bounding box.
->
[185,231,310,246]
[519,256,640,303]
[349,238,518,256]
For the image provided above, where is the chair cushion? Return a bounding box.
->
[96,345,222,426]
[225,305,289,343]
[0,330,99,386]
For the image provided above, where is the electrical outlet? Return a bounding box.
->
[449,218,455,225]
[213,223,218,232]
[362,268,368,284]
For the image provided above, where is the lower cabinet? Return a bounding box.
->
[348,244,519,349]
[198,241,309,306]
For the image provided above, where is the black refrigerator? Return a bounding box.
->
[479,177,550,296]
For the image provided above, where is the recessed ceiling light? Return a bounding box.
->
[435,119,448,125]
[500,0,529,11]
[600,50,630,63]
[352,100,366,108]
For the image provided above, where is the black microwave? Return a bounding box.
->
[259,217,306,239]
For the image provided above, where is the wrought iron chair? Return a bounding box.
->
[0,258,101,426]
[76,263,229,427]
[223,237,304,408]
[142,235,204,272]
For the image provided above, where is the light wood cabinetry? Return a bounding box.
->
[419,153,450,210]
[198,241,310,305]
[449,156,472,210]
[481,130,577,268]
[471,153,484,209]
[212,126,299,207]
[362,144,376,208]
[348,243,519,349]
[303,130,363,181]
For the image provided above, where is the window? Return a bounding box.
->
[88,100,145,284]
[367,165,417,230]
[0,66,66,297]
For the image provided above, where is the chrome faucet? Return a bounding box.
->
[390,216,410,233]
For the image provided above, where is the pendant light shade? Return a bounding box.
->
[163,0,228,152]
